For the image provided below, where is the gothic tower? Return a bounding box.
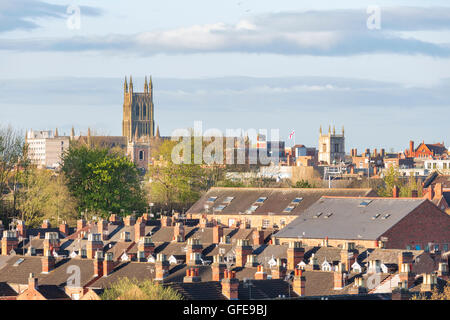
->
[122,75,155,142]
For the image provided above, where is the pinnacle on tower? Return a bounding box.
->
[144,76,148,94]
[70,126,75,140]
[134,126,139,142]
[124,76,128,93]
[129,75,133,93]
[156,125,160,138]
[54,128,59,137]
[320,126,322,135]
[333,126,336,135]
[342,126,345,135]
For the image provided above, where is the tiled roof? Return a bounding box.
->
[187,187,375,216]
[275,197,427,240]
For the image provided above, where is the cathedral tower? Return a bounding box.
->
[122,75,155,142]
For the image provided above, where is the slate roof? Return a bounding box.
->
[0,282,17,297]
[275,197,427,240]
[187,187,375,216]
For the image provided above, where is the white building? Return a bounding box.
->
[424,159,450,173]
[26,130,70,169]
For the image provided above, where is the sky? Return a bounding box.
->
[0,0,449,152]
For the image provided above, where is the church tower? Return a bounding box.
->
[122,75,155,142]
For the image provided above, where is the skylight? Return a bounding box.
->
[207,196,218,203]
[214,205,226,212]
[381,214,391,220]
[359,200,373,207]
[223,196,234,204]
[255,197,267,204]
[291,197,303,204]
[248,205,258,212]
[324,213,333,218]
[371,213,381,220]
[283,206,295,213]
[13,258,24,267]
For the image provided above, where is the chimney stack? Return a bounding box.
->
[124,215,136,227]
[333,263,347,290]
[392,281,410,300]
[409,141,414,157]
[161,216,172,227]
[103,252,114,276]
[292,269,306,296]
[137,237,155,259]
[245,254,259,268]
[77,219,86,232]
[28,273,38,291]
[393,185,400,198]
[16,220,26,238]
[186,238,203,265]
[41,219,51,229]
[155,254,170,281]
[235,239,253,267]
[94,251,104,277]
[271,258,286,280]
[43,232,60,253]
[41,249,55,273]
[349,276,367,295]
[221,270,239,300]
[86,233,104,259]
[97,219,109,241]
[59,221,69,236]
[173,222,185,242]
[254,265,267,280]
[437,262,449,278]
[252,227,265,246]
[213,225,223,244]
[340,242,357,272]
[134,217,146,242]
[183,268,201,283]
[421,273,437,293]
[1,230,18,256]
[287,242,304,270]
[434,183,443,200]
[211,255,226,281]
[109,214,121,225]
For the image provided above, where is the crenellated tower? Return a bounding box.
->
[122,75,155,143]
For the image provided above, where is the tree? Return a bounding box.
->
[293,179,316,188]
[412,280,450,300]
[100,278,183,300]
[146,140,207,212]
[0,125,24,219]
[61,144,145,218]
[378,166,422,197]
[16,168,78,227]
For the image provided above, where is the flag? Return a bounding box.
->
[289,130,295,139]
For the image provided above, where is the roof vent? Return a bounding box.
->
[371,213,381,220]
[283,206,295,213]
[13,258,24,267]
[313,212,323,218]
[324,213,333,219]
[381,214,391,220]
[214,205,226,212]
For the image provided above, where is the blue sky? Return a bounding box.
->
[0,0,449,151]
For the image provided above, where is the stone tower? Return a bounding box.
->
[318,125,345,165]
[122,75,155,142]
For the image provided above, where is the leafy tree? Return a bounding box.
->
[293,179,316,188]
[378,166,422,197]
[16,168,77,227]
[0,125,24,219]
[101,278,183,300]
[146,140,207,212]
[412,280,450,300]
[61,144,145,218]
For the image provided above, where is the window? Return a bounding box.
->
[262,219,270,228]
[322,144,327,152]
[135,105,140,117]
[291,197,303,204]
[255,197,267,204]
[324,213,333,218]
[334,144,340,153]
[443,244,448,252]
[371,213,381,220]
[359,200,373,207]
[223,196,234,203]
[381,214,390,220]
[248,205,258,213]
[283,206,295,213]
[214,205,226,212]
[139,150,144,161]
[206,197,217,203]
[415,245,421,250]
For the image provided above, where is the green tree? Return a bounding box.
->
[101,278,183,300]
[16,168,77,227]
[293,179,316,188]
[378,166,402,197]
[61,144,145,218]
[146,140,207,212]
